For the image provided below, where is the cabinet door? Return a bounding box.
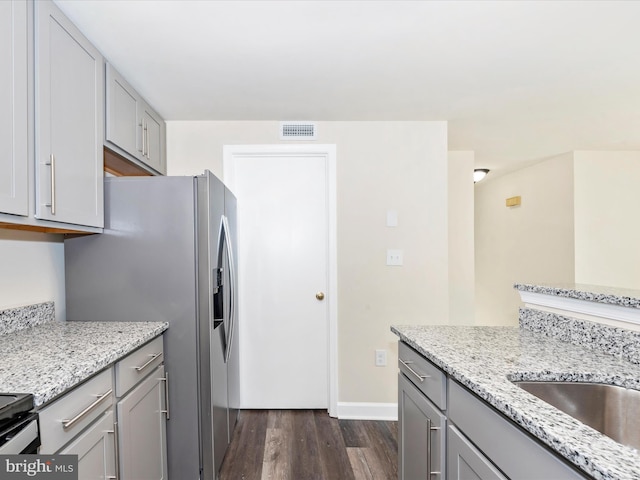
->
[35,0,104,228]
[398,373,446,480]
[106,63,141,159]
[117,364,168,480]
[448,425,507,480]
[58,410,117,480]
[140,105,165,174]
[0,0,28,216]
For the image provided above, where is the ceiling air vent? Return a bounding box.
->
[280,122,317,140]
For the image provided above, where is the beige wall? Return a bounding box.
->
[574,151,640,289]
[0,230,65,321]
[448,151,475,325]
[167,120,451,405]
[474,153,575,325]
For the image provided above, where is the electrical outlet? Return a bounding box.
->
[375,349,387,367]
[386,249,403,266]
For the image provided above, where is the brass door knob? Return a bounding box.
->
[316,292,325,301]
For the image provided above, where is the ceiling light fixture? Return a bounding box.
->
[474,168,490,183]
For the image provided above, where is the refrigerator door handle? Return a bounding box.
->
[221,215,236,363]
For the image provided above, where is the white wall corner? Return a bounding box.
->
[448,150,475,325]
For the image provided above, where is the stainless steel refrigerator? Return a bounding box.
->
[64,171,239,480]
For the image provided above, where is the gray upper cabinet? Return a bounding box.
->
[106,62,166,175]
[34,0,104,228]
[141,104,165,173]
[105,64,140,158]
[0,0,29,216]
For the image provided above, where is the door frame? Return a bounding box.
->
[223,144,338,417]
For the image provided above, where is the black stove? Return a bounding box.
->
[0,393,40,454]
[0,393,33,430]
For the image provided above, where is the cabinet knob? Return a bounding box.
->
[316,292,325,301]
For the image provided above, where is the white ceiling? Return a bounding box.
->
[54,0,640,175]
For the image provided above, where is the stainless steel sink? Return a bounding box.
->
[514,381,640,450]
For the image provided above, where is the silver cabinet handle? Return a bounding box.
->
[107,419,119,480]
[50,154,56,215]
[138,121,144,153]
[399,358,430,382]
[45,154,56,215]
[427,417,432,478]
[134,352,163,372]
[426,418,441,477]
[159,372,170,420]
[143,120,149,158]
[62,389,112,431]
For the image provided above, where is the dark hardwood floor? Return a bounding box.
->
[220,410,398,480]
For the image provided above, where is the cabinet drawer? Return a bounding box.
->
[115,336,164,397]
[39,368,113,453]
[398,342,446,409]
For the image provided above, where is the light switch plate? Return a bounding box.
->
[386,209,398,227]
[375,349,387,366]
[386,249,403,266]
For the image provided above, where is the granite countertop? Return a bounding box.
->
[0,318,168,407]
[515,283,640,309]
[392,324,640,480]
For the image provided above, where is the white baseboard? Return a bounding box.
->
[336,402,398,421]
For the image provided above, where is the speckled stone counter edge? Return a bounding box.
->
[520,307,640,365]
[515,283,640,308]
[1,321,169,406]
[0,301,55,336]
[391,325,640,480]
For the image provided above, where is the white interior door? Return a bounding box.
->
[225,146,336,409]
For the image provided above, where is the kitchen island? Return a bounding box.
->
[393,284,640,480]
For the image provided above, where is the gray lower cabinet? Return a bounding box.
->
[38,335,167,479]
[105,62,166,175]
[34,0,104,228]
[398,373,446,480]
[114,335,168,480]
[398,341,588,480]
[0,0,29,216]
[59,410,117,479]
[447,425,507,480]
[117,364,168,480]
